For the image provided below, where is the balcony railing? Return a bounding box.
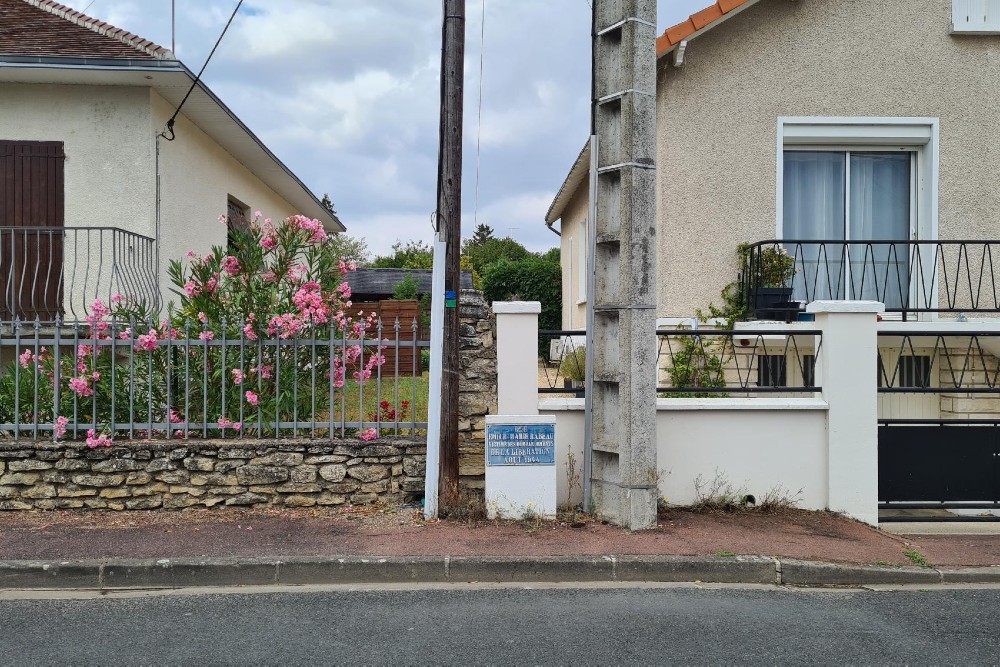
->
[742,240,1000,320]
[0,227,159,322]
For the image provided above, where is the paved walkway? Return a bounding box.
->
[1,506,998,589]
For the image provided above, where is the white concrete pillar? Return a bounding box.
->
[493,302,541,416]
[807,300,884,525]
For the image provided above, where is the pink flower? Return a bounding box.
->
[258,365,273,380]
[169,408,182,424]
[358,428,378,442]
[261,236,276,251]
[242,322,258,341]
[217,417,233,430]
[111,293,123,304]
[232,422,242,431]
[69,376,93,397]
[183,281,200,298]
[254,210,262,218]
[91,371,101,381]
[119,327,132,340]
[199,331,215,341]
[221,255,240,276]
[135,329,159,352]
[245,390,259,406]
[186,250,197,259]
[53,416,68,440]
[218,214,227,224]
[18,349,34,368]
[85,429,112,448]
[198,311,208,324]
[232,369,244,385]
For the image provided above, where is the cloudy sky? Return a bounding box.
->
[63,0,707,256]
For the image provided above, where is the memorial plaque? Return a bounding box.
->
[486,423,556,466]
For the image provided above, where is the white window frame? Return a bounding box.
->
[776,117,941,318]
[576,230,587,305]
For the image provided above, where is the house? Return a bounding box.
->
[345,268,474,304]
[547,0,1000,328]
[0,0,342,321]
[544,0,1000,517]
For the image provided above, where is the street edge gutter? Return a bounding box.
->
[1,555,999,590]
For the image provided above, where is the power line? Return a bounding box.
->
[162,0,243,140]
[81,0,97,13]
[472,0,486,230]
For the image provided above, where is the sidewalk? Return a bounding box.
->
[1,506,998,589]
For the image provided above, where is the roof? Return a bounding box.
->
[545,141,590,226]
[0,0,171,59]
[546,0,764,226]
[346,269,474,297]
[0,0,343,232]
[656,0,762,57]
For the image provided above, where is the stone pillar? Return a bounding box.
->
[808,300,884,525]
[493,301,541,416]
[458,290,497,489]
[589,0,658,529]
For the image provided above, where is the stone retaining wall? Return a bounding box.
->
[458,289,497,489]
[0,437,425,511]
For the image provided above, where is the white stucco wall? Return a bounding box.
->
[0,83,155,236]
[656,0,1000,317]
[541,399,829,512]
[151,91,299,302]
[558,187,589,330]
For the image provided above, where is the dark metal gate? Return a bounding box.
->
[878,332,1000,521]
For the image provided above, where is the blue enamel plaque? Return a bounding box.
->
[486,423,556,466]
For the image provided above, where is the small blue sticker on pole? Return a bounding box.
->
[445,290,457,308]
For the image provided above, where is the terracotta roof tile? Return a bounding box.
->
[656,0,753,57]
[0,0,171,60]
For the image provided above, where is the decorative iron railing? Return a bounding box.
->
[0,317,428,441]
[537,328,823,397]
[0,226,159,322]
[742,240,1000,320]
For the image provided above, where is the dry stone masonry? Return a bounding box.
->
[457,289,498,488]
[0,437,425,511]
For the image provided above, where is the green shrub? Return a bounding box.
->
[559,346,586,382]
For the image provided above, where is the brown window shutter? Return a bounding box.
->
[0,141,65,320]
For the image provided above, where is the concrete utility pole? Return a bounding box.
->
[587,0,658,529]
[437,0,465,510]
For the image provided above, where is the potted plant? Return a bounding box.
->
[559,346,586,397]
[741,243,798,321]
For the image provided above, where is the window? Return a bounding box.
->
[0,140,65,320]
[897,355,932,388]
[778,118,940,313]
[757,354,787,387]
[952,0,1000,33]
[226,196,250,249]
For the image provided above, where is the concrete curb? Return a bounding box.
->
[0,556,998,590]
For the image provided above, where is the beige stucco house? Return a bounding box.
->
[0,0,342,321]
[547,0,1000,329]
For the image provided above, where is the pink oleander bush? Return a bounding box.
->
[0,214,386,443]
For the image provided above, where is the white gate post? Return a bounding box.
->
[808,300,884,525]
[493,302,541,416]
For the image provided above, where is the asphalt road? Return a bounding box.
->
[1,584,998,665]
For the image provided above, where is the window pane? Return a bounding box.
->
[849,152,911,309]
[783,151,846,301]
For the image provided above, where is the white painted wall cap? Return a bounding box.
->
[806,300,885,314]
[486,414,556,424]
[493,301,542,314]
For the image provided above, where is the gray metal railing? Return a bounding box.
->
[0,226,159,321]
[0,317,429,441]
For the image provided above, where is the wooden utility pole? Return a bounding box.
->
[437,0,465,510]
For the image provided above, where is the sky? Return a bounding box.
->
[61,0,708,257]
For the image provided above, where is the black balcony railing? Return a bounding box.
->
[742,240,1000,320]
[0,226,159,322]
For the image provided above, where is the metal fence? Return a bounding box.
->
[0,226,159,322]
[743,240,1000,319]
[538,328,823,397]
[0,317,428,441]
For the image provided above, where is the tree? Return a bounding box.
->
[539,247,560,264]
[327,234,370,265]
[462,223,494,253]
[481,254,562,354]
[370,240,434,269]
[464,236,531,277]
[320,193,337,215]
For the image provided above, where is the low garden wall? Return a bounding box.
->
[0,437,425,511]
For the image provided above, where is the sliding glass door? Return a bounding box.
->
[783,150,913,309]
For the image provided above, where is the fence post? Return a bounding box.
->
[808,300,884,525]
[493,302,541,416]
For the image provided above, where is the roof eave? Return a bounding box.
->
[545,141,591,226]
[656,0,764,60]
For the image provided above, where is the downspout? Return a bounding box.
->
[546,221,561,237]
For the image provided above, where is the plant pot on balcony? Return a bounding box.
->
[749,287,798,321]
[563,378,585,398]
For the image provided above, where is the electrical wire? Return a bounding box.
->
[472,0,486,229]
[161,0,243,140]
[81,0,96,13]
